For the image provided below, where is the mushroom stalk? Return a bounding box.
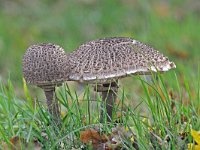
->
[44,87,60,124]
[99,82,118,122]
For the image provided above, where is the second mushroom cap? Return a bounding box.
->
[68,37,176,83]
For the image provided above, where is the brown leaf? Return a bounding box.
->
[80,129,108,147]
[2,136,23,150]
[80,126,138,149]
[2,136,41,150]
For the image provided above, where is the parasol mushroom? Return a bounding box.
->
[22,43,69,124]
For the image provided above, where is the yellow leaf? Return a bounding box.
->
[130,136,134,142]
[191,129,200,145]
[188,143,200,150]
[125,126,129,132]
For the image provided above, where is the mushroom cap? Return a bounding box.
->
[22,43,69,87]
[69,37,176,84]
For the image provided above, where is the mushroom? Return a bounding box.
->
[22,43,68,123]
[68,37,176,122]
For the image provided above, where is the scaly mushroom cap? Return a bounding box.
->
[22,43,69,87]
[69,37,176,84]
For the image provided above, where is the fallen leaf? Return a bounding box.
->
[188,129,200,150]
[191,129,200,145]
[80,126,138,149]
[188,144,200,150]
[2,136,23,150]
[2,136,41,150]
[80,128,108,147]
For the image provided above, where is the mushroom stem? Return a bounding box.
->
[99,81,118,122]
[44,87,61,124]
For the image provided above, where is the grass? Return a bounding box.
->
[0,70,199,149]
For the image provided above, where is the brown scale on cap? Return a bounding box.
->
[69,37,176,84]
[22,43,69,88]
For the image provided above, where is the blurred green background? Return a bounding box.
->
[0,0,199,96]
